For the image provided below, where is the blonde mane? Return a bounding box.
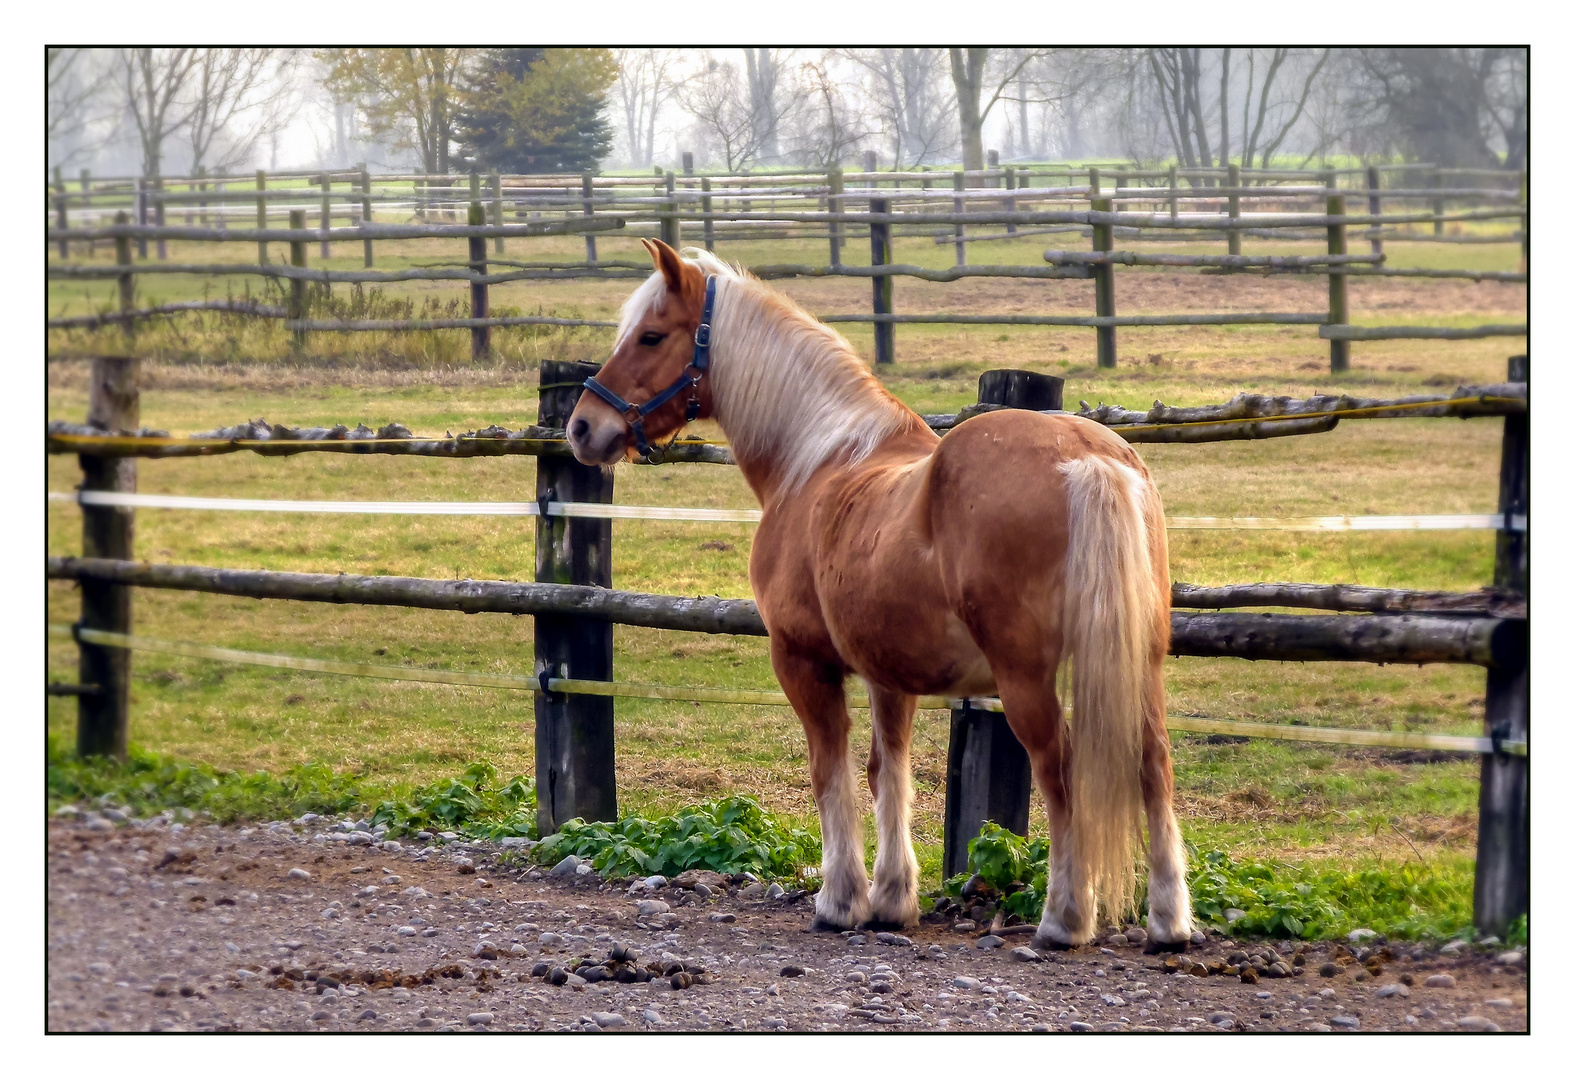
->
[621,248,920,492]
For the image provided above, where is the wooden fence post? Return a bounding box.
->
[827,165,844,267]
[661,171,681,249]
[1168,163,1178,221]
[1366,165,1383,257]
[489,169,504,256]
[869,196,894,365]
[153,175,166,261]
[682,151,694,176]
[255,169,268,264]
[535,360,617,834]
[469,200,490,361]
[196,164,207,226]
[134,177,148,260]
[582,172,599,263]
[952,171,967,267]
[319,170,332,258]
[114,212,134,344]
[700,177,715,253]
[1432,169,1446,237]
[864,149,877,176]
[1004,165,1017,236]
[360,165,374,268]
[1473,353,1529,937]
[288,209,307,354]
[1226,162,1242,256]
[53,165,69,257]
[1327,193,1349,374]
[941,369,1062,876]
[76,356,140,760]
[1519,169,1528,276]
[1092,195,1116,367]
[987,148,999,184]
[81,168,94,255]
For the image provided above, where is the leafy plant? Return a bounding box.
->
[941,823,1049,921]
[369,761,535,839]
[533,795,819,881]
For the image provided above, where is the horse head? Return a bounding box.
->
[567,238,715,465]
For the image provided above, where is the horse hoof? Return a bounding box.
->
[1031,934,1077,952]
[859,917,915,932]
[1142,937,1189,955]
[808,915,854,933]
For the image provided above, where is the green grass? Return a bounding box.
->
[43,226,1525,938]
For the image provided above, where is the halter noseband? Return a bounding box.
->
[582,275,717,462]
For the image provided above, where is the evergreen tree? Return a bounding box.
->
[455,49,616,173]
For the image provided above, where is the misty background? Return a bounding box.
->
[47,48,1527,179]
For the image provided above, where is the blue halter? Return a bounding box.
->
[582,275,717,462]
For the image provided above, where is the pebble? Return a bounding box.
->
[709,913,736,923]
[952,920,977,932]
[1496,951,1524,966]
[739,883,765,899]
[1377,983,1410,998]
[1440,939,1468,955]
[1483,998,1513,1009]
[1102,994,1127,1007]
[765,883,785,899]
[953,976,982,990]
[538,931,565,946]
[1009,946,1041,963]
[1425,973,1457,989]
[875,932,911,946]
[576,863,595,876]
[286,868,310,881]
[380,841,401,853]
[395,926,417,936]
[779,965,806,977]
[1189,930,1207,945]
[637,900,671,916]
[1330,1015,1360,1029]
[310,1009,333,1021]
[1457,1016,1501,1032]
[975,935,1005,949]
[1068,1022,1093,1032]
[694,883,713,899]
[1347,928,1379,945]
[357,1009,377,1021]
[548,856,580,877]
[509,944,528,957]
[1108,933,1129,947]
[644,875,668,889]
[467,1012,494,1026]
[642,1009,661,1025]
[591,1012,627,1029]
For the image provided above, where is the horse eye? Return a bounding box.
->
[638,331,666,347]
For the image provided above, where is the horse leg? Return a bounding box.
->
[863,685,920,929]
[1140,658,1193,952]
[773,647,869,930]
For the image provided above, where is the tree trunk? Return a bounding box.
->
[950,47,988,172]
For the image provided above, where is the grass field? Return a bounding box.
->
[45,222,1525,931]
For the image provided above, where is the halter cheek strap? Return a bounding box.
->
[583,275,717,461]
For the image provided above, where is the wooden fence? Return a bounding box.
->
[47,156,1526,375]
[46,353,1528,935]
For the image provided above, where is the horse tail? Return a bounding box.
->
[1058,454,1164,926]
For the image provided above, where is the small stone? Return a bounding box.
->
[591,1011,627,1028]
[575,863,595,876]
[538,931,565,946]
[1439,939,1469,955]
[1125,926,1147,944]
[642,1008,661,1025]
[1010,946,1041,963]
[1483,998,1513,1009]
[644,875,669,889]
[975,935,1005,949]
[953,976,982,990]
[1425,973,1457,989]
[310,1009,333,1021]
[709,912,736,923]
[395,926,417,937]
[1496,951,1524,966]
[844,935,866,946]
[1267,961,1293,978]
[1102,994,1127,1007]
[875,932,911,946]
[1068,1021,1093,1032]
[780,964,806,977]
[1224,908,1247,924]
[952,920,977,933]
[548,856,580,877]
[1208,1011,1234,1025]
[1458,1015,1501,1031]
[694,883,713,899]
[509,944,528,957]
[637,899,671,916]
[380,840,402,853]
[739,883,765,899]
[467,1012,494,1026]
[1189,930,1207,945]
[1377,983,1410,998]
[1347,928,1378,945]
[286,868,310,881]
[1330,1015,1361,1029]
[1108,933,1129,947]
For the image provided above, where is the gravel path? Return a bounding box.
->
[47,812,1527,1033]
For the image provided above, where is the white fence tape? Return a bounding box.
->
[51,490,1521,532]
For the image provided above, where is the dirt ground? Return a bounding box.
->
[47,817,1527,1034]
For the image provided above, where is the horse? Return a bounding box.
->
[566,239,1192,951]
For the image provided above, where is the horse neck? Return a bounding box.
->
[707,278,926,503]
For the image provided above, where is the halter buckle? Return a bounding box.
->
[693,323,712,349]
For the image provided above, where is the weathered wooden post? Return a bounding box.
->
[196,164,207,226]
[152,175,166,261]
[1091,191,1116,368]
[864,149,877,177]
[869,196,894,366]
[1519,169,1528,276]
[952,170,967,267]
[1168,163,1179,221]
[360,165,374,268]
[319,170,332,258]
[661,170,681,249]
[1226,162,1242,256]
[986,148,999,185]
[490,169,504,255]
[76,356,140,760]
[1432,168,1446,237]
[255,169,269,264]
[1366,165,1383,257]
[941,369,1063,876]
[80,168,94,255]
[469,199,490,361]
[134,177,148,260]
[582,172,599,263]
[1327,193,1349,374]
[53,165,69,257]
[682,151,694,176]
[288,208,307,354]
[700,176,715,253]
[1003,165,1017,236]
[114,212,134,343]
[1474,353,1529,937]
[535,361,617,834]
[827,165,844,267]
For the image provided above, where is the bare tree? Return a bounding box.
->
[612,49,681,168]
[673,54,763,171]
[742,49,794,166]
[1345,48,1523,169]
[118,48,204,177]
[948,48,1045,171]
[784,56,878,167]
[841,48,954,167]
[48,48,114,161]
[186,49,298,174]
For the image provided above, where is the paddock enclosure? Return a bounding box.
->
[46,154,1528,939]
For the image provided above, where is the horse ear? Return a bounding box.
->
[643,237,687,294]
